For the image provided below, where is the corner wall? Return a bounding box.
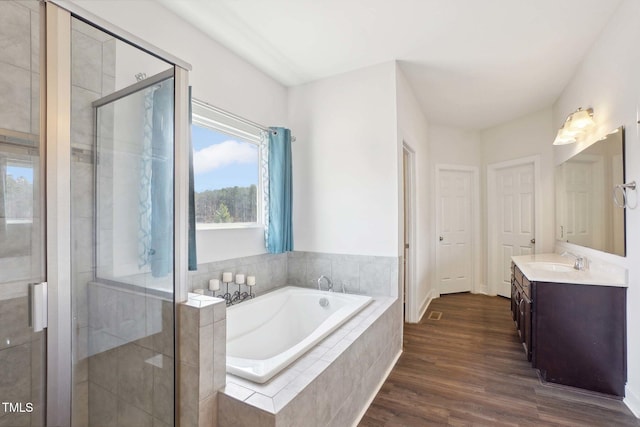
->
[551,0,640,415]
[395,65,433,321]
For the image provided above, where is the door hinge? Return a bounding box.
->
[28,282,48,332]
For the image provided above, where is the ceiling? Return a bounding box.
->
[157,0,623,130]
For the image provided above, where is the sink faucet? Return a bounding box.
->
[561,251,588,271]
[317,275,333,291]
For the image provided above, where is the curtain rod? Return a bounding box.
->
[192,98,296,141]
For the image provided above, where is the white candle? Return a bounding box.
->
[193,288,205,295]
[209,279,220,291]
[222,272,233,282]
[236,274,245,285]
[247,276,256,287]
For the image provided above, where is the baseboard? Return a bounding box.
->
[417,290,437,322]
[473,282,488,295]
[352,350,402,427]
[624,384,640,418]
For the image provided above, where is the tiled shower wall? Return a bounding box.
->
[0,2,44,426]
[69,19,118,427]
[188,251,399,298]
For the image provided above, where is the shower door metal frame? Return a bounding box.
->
[45,4,72,425]
[44,1,191,425]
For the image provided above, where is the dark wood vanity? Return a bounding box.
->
[511,261,627,397]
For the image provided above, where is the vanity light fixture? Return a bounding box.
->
[553,107,595,145]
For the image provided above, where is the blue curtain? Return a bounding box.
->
[188,87,197,271]
[150,81,174,278]
[267,127,293,253]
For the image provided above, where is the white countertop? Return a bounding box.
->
[512,253,627,287]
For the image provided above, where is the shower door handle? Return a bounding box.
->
[28,282,48,332]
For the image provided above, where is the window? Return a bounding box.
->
[191,99,264,229]
[4,160,34,224]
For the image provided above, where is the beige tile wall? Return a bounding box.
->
[179,295,227,427]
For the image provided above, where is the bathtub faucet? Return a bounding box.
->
[317,275,333,292]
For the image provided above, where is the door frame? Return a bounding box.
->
[434,164,481,295]
[402,143,418,323]
[486,155,542,297]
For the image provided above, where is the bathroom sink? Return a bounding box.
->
[526,262,575,273]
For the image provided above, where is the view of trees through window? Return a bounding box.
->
[192,124,259,225]
[195,185,257,223]
[4,163,33,222]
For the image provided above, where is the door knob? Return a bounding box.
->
[439,236,444,241]
[530,238,536,244]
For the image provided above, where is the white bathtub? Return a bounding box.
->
[226,286,372,383]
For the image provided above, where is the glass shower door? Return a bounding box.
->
[69,16,176,427]
[0,1,46,426]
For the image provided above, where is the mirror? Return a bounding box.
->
[555,126,625,256]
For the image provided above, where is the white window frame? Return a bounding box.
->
[191,99,265,230]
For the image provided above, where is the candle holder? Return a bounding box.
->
[221,280,234,305]
[246,276,256,299]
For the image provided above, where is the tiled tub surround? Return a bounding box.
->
[218,296,402,427]
[186,251,402,425]
[189,251,399,298]
[179,295,227,427]
[189,253,288,297]
[287,252,400,297]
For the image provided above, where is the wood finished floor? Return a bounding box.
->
[359,293,640,427]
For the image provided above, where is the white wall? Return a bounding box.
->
[395,64,432,321]
[288,62,398,257]
[429,125,482,167]
[551,0,640,415]
[72,0,289,263]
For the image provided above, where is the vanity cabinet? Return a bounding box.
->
[510,262,627,397]
[510,264,532,362]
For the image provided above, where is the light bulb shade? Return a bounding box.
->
[569,108,594,129]
[553,128,576,145]
[553,107,595,146]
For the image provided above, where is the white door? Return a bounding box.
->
[495,163,535,297]
[564,160,594,247]
[436,169,473,294]
[559,155,604,250]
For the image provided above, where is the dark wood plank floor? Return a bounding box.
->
[360,293,640,426]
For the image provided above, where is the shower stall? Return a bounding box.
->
[0,1,190,425]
